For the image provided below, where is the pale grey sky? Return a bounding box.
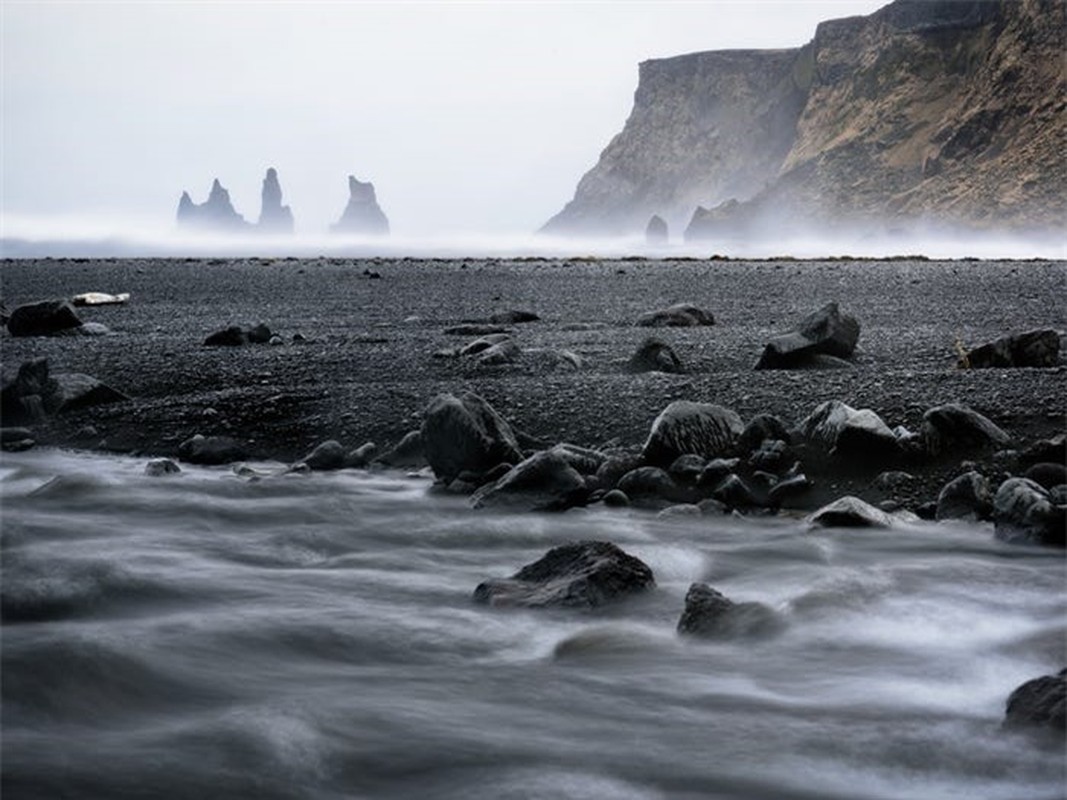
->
[2,0,887,240]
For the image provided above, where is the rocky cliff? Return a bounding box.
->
[543,0,1065,240]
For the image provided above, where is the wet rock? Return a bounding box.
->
[755,302,860,369]
[617,466,691,509]
[420,392,523,483]
[299,440,347,471]
[1,427,36,452]
[177,434,249,466]
[808,496,894,528]
[627,337,685,374]
[473,541,655,608]
[145,458,181,477]
[642,401,743,467]
[993,478,1065,547]
[658,503,702,518]
[768,472,813,506]
[6,300,83,337]
[247,323,272,344]
[668,454,706,483]
[677,583,783,638]
[797,400,900,462]
[1023,462,1067,490]
[602,489,630,508]
[710,474,760,509]
[489,310,540,324]
[345,442,377,468]
[922,403,1012,457]
[330,175,389,235]
[698,497,729,515]
[697,458,738,488]
[645,214,669,246]
[962,329,1060,369]
[594,451,645,491]
[376,430,426,468]
[203,326,247,346]
[636,303,715,327]
[549,443,606,475]
[737,414,791,457]
[1004,669,1066,733]
[935,471,993,521]
[747,439,791,473]
[471,450,588,512]
[1017,434,1066,470]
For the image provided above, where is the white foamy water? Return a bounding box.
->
[2,449,1064,799]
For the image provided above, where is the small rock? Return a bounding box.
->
[1003,668,1066,733]
[204,326,247,346]
[636,303,715,328]
[444,324,509,336]
[145,458,181,477]
[1023,462,1067,490]
[617,466,692,509]
[300,440,347,471]
[710,474,760,509]
[489,310,539,324]
[177,434,248,466]
[376,430,426,468]
[677,583,783,638]
[602,489,630,508]
[470,450,588,512]
[345,442,378,468]
[627,336,685,374]
[993,478,1065,547]
[768,473,812,506]
[936,471,993,521]
[657,503,702,518]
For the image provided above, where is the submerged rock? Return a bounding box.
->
[473,541,655,608]
[331,175,389,235]
[299,440,347,471]
[1004,669,1066,733]
[145,458,181,477]
[677,583,782,638]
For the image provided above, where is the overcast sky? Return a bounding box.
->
[2,0,887,240]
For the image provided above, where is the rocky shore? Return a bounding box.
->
[2,256,1065,523]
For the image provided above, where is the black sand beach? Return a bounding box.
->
[2,256,1065,511]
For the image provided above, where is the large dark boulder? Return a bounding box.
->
[627,337,684,373]
[420,392,523,483]
[204,326,247,346]
[962,329,1060,369]
[298,440,347,471]
[677,583,782,638]
[796,400,900,463]
[471,450,588,511]
[808,496,894,528]
[177,434,248,465]
[935,471,993,521]
[755,302,860,369]
[642,401,743,466]
[1,358,127,423]
[617,466,693,509]
[376,430,425,468]
[922,403,1012,457]
[331,175,389,236]
[992,478,1065,547]
[1004,669,1066,733]
[636,303,715,327]
[473,541,655,608]
[6,300,83,337]
[737,413,792,457]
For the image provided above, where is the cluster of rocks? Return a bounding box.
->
[176,170,389,236]
[469,538,1063,734]
[432,310,581,370]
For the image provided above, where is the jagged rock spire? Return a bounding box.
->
[331,175,390,236]
[257,167,294,234]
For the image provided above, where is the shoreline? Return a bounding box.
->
[2,256,1065,517]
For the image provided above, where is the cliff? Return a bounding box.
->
[543,0,1066,240]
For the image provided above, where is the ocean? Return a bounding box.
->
[1,448,1064,799]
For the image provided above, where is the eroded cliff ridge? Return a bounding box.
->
[543,0,1065,240]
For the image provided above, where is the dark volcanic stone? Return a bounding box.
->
[247,323,272,344]
[755,302,859,369]
[476,339,521,366]
[963,329,1060,369]
[993,477,1065,547]
[642,400,743,466]
[1023,462,1067,490]
[797,400,899,462]
[472,541,655,609]
[420,392,523,483]
[627,337,684,374]
[345,442,377,468]
[300,440,347,471]
[1017,434,1066,470]
[710,474,760,509]
[204,326,247,346]
[602,489,630,507]
[935,471,993,521]
[471,450,588,511]
[594,451,645,491]
[737,413,792,456]
[145,458,181,477]
[549,443,607,475]
[768,473,813,506]
[677,583,782,639]
[444,324,509,336]
[636,303,715,327]
[808,496,894,528]
[7,300,82,337]
[376,430,425,468]
[617,466,691,509]
[489,310,540,324]
[922,403,1012,457]
[1004,669,1066,733]
[50,373,129,414]
[177,434,248,465]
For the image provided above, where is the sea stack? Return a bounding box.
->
[331,175,389,236]
[176,179,250,232]
[256,167,294,234]
[645,215,668,246]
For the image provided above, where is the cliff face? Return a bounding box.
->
[545,0,1065,240]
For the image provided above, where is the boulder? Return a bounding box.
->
[768,473,813,506]
[737,414,791,457]
[49,373,129,414]
[962,329,1060,369]
[549,443,606,475]
[1023,462,1067,490]
[992,478,1065,547]
[476,339,521,366]
[1004,669,1066,733]
[642,401,743,466]
[472,541,655,608]
[667,454,707,484]
[376,430,425,468]
[145,459,181,477]
[177,434,248,465]
[1,359,127,422]
[602,489,630,508]
[256,167,294,234]
[697,458,738,488]
[6,300,83,337]
[330,175,389,235]
[419,392,523,482]
[204,326,247,346]
[176,178,250,232]
[935,471,993,521]
[299,440,347,471]
[922,403,1012,457]
[471,450,588,511]
[617,466,692,509]
[593,451,645,491]
[627,337,684,373]
[645,214,669,246]
[808,496,894,528]
[796,400,899,462]
[247,323,272,344]
[636,303,715,327]
[488,310,540,324]
[345,442,378,468]
[709,474,761,509]
[676,583,782,638]
[755,302,860,369]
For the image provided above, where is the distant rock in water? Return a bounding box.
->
[177,179,250,232]
[331,175,389,236]
[256,168,294,234]
[645,215,668,246]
